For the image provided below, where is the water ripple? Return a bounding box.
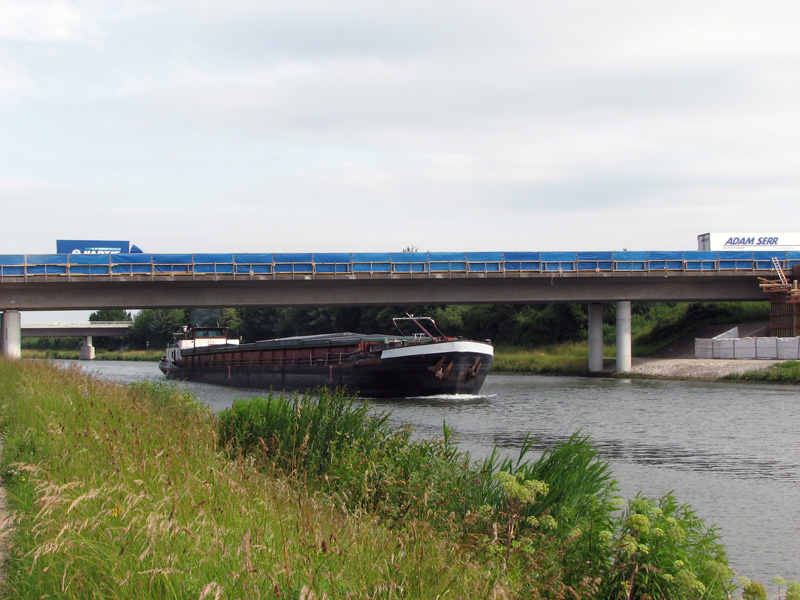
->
[487,432,800,483]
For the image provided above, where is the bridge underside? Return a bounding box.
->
[0,274,767,370]
[0,275,764,311]
[1,320,132,360]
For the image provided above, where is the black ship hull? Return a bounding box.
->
[161,348,493,398]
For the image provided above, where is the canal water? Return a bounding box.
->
[68,360,800,586]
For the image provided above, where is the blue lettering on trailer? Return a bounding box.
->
[726,237,756,245]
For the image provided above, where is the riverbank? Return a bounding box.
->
[493,346,799,382]
[20,349,162,361]
[625,357,784,380]
[22,347,800,383]
[0,360,507,597]
[3,358,776,599]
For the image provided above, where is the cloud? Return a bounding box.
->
[1,1,800,256]
[0,0,96,42]
[0,58,30,100]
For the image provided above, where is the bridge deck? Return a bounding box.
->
[0,250,797,281]
[21,322,132,337]
[0,251,788,310]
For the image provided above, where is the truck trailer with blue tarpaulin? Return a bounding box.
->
[57,240,130,254]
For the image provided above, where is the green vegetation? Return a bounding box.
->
[491,301,773,375]
[89,309,133,351]
[631,302,768,356]
[20,348,163,361]
[24,302,770,370]
[119,301,765,356]
[492,341,596,374]
[3,359,794,598]
[725,360,800,383]
[21,335,82,351]
[0,361,496,598]
[22,300,794,384]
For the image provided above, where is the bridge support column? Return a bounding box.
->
[80,335,95,360]
[616,300,632,373]
[1,310,22,359]
[588,303,604,372]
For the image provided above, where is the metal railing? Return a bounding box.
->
[1,250,798,281]
[21,321,133,327]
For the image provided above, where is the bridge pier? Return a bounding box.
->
[1,310,21,359]
[616,300,632,373]
[588,303,604,372]
[588,301,632,373]
[80,335,95,360]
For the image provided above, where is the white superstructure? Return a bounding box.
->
[162,327,239,369]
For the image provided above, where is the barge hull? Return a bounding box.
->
[164,350,493,398]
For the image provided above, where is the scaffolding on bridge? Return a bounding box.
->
[760,262,800,336]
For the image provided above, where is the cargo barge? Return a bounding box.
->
[158,316,493,397]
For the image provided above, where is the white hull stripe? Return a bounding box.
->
[380,340,494,360]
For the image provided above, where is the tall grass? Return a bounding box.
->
[217,388,395,477]
[479,432,617,524]
[217,395,751,599]
[218,393,484,531]
[2,359,783,599]
[0,359,507,598]
[475,433,620,591]
[494,341,593,373]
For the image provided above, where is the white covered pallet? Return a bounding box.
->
[695,330,800,360]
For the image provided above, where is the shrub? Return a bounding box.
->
[214,388,745,600]
[598,493,734,599]
[216,388,394,477]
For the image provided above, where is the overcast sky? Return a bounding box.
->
[2,0,799,261]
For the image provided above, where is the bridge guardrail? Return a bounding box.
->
[1,251,799,281]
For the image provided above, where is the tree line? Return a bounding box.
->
[22,302,768,352]
[123,304,594,350]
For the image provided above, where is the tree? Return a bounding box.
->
[188,308,243,332]
[89,309,132,322]
[127,309,188,350]
[89,310,133,350]
[238,308,282,342]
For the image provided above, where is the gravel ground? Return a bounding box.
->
[626,357,781,379]
[624,321,780,379]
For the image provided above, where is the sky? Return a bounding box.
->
[3,1,800,321]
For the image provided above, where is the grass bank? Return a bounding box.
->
[20,349,163,361]
[725,360,800,383]
[493,346,800,383]
[0,360,500,598]
[493,342,592,374]
[2,358,793,598]
[493,341,627,375]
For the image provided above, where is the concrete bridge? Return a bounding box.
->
[20,322,132,359]
[0,250,788,370]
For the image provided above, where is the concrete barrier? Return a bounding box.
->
[695,330,800,360]
[756,337,777,358]
[778,338,800,359]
